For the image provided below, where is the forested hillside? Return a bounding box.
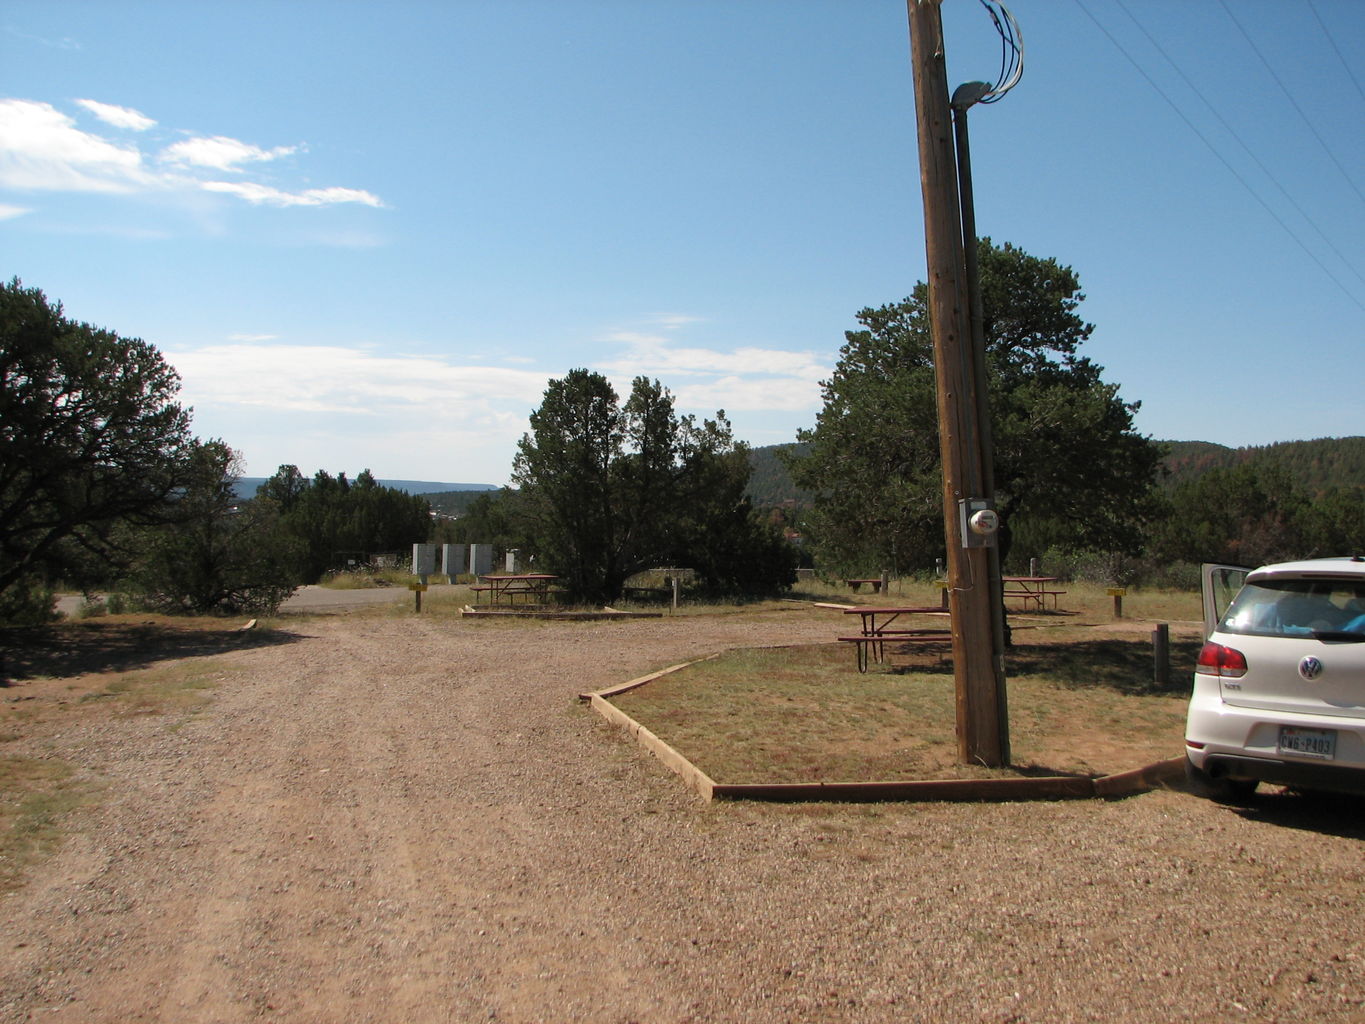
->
[1162,437,1365,495]
[745,443,810,507]
[744,437,1365,508]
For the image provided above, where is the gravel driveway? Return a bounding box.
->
[3,608,1363,1022]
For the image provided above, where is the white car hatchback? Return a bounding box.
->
[1185,556,1365,801]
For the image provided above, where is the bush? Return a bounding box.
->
[0,576,58,625]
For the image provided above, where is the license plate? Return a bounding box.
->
[1278,726,1337,760]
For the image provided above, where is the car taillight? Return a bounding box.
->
[1196,642,1247,678]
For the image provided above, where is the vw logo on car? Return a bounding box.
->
[1299,655,1324,681]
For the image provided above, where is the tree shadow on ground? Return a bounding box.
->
[888,635,1202,697]
[1,620,302,685]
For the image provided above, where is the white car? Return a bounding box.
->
[1185,556,1365,801]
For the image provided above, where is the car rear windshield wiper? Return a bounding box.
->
[1312,630,1365,643]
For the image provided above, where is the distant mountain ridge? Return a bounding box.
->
[233,477,498,501]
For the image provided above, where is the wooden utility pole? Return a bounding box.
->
[906,0,1008,766]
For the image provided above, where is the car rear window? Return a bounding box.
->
[1220,578,1365,637]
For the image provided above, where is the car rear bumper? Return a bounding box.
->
[1194,751,1365,796]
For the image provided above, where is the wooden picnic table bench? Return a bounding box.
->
[844,578,885,593]
[475,573,560,606]
[1002,576,1067,612]
[840,605,952,672]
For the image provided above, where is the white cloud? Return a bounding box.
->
[0,97,384,214]
[200,181,385,208]
[599,332,828,385]
[161,135,295,171]
[165,341,550,482]
[165,342,549,415]
[75,99,156,131]
[673,374,821,413]
[0,202,31,220]
[226,332,278,342]
[0,99,148,192]
[647,313,705,330]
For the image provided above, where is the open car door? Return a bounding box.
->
[1201,563,1251,638]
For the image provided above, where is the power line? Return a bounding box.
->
[1306,0,1365,108]
[1071,0,1365,315]
[1217,0,1365,209]
[1113,0,1365,293]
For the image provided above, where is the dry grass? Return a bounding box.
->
[610,617,1202,786]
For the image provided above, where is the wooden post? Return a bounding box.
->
[1107,586,1126,618]
[1153,623,1170,687]
[907,0,1008,767]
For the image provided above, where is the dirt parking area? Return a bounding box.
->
[3,607,1364,1023]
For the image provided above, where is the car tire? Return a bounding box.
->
[1184,756,1258,804]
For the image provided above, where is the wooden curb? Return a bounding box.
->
[1092,756,1187,797]
[579,654,720,702]
[582,651,1189,805]
[587,693,716,801]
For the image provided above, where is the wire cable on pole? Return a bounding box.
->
[975,0,1024,103]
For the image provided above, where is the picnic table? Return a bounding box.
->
[839,605,951,672]
[844,578,885,593]
[472,573,559,606]
[1003,576,1066,612]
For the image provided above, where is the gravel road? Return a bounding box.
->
[4,608,1364,1023]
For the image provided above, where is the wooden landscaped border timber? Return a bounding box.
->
[580,647,1187,804]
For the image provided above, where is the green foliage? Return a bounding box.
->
[0,576,58,625]
[126,443,298,615]
[511,370,797,603]
[256,466,433,583]
[0,279,198,608]
[1148,463,1364,567]
[1162,437,1365,497]
[789,240,1164,575]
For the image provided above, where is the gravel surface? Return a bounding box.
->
[3,608,1364,1023]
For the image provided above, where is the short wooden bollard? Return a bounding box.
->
[410,581,428,612]
[936,579,950,609]
[1107,586,1126,618]
[1153,622,1170,686]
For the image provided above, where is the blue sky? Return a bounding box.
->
[3,1,1362,486]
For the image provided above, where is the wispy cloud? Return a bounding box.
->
[597,326,829,413]
[0,98,384,212]
[164,341,550,481]
[75,99,155,131]
[161,135,295,171]
[0,202,30,220]
[166,342,549,415]
[200,181,384,208]
[3,26,80,51]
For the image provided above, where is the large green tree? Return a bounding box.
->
[512,370,796,603]
[789,240,1163,574]
[0,279,199,606]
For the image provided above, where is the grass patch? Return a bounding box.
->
[610,633,1192,786]
[0,756,100,893]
